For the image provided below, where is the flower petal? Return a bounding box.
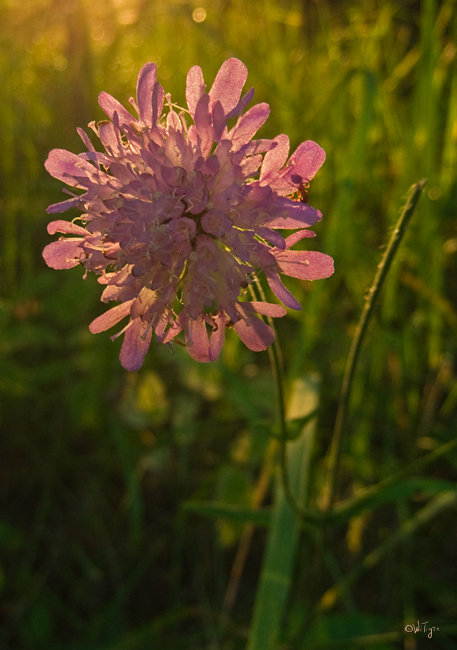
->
[212,100,226,144]
[243,302,287,318]
[209,58,248,114]
[185,315,211,362]
[266,198,322,229]
[98,121,124,155]
[229,103,270,151]
[186,65,206,117]
[77,127,95,152]
[265,271,302,310]
[136,62,157,127]
[89,300,134,334]
[259,134,290,182]
[209,311,226,361]
[225,87,255,120]
[256,227,286,249]
[161,319,183,344]
[42,239,84,269]
[119,318,152,371]
[46,196,82,214]
[287,140,326,182]
[152,82,165,127]
[234,306,275,351]
[284,230,315,248]
[47,220,89,236]
[98,92,135,129]
[275,250,335,280]
[45,149,95,187]
[194,93,213,157]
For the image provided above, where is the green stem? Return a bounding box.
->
[331,434,457,522]
[318,490,457,612]
[252,278,322,525]
[322,179,427,513]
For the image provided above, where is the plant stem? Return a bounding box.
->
[251,278,323,525]
[322,179,427,513]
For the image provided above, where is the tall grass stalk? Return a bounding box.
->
[323,179,427,513]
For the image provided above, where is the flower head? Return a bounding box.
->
[43,59,334,370]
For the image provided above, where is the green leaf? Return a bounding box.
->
[248,375,320,650]
[333,477,457,522]
[180,500,271,527]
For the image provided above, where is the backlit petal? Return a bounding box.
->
[234,306,275,351]
[119,318,152,371]
[185,316,211,362]
[186,65,206,116]
[89,300,134,333]
[136,62,157,127]
[42,240,83,269]
[274,250,335,280]
[209,58,248,114]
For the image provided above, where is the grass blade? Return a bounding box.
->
[247,374,320,650]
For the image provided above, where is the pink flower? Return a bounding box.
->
[43,59,334,370]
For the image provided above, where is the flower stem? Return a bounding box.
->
[252,278,323,525]
[322,179,427,513]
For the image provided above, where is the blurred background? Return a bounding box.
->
[1,0,457,648]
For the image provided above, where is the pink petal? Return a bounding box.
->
[46,197,82,214]
[161,319,183,344]
[284,230,315,248]
[242,139,278,156]
[152,311,170,339]
[47,220,89,236]
[209,58,248,115]
[243,302,287,318]
[97,121,123,155]
[152,82,164,126]
[136,62,157,127]
[234,307,275,351]
[275,250,335,280]
[194,94,213,157]
[265,271,302,310]
[256,227,286,249]
[79,151,111,167]
[166,110,182,132]
[98,92,135,129]
[186,65,206,117]
[101,283,122,302]
[42,239,83,269]
[119,318,152,371]
[266,198,322,229]
[260,134,290,182]
[185,315,211,362]
[209,311,226,361]
[45,149,94,187]
[240,154,262,176]
[225,87,255,120]
[229,103,270,151]
[286,140,326,182]
[77,127,95,152]
[89,300,134,334]
[212,100,226,144]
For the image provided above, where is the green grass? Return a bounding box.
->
[1,0,457,648]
